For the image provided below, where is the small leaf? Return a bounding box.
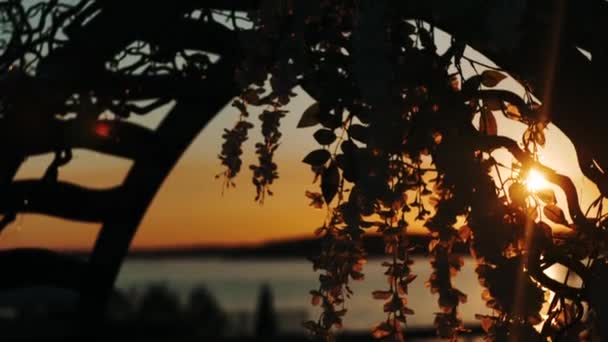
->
[451,288,468,304]
[302,149,331,166]
[402,306,415,315]
[319,112,342,130]
[334,309,347,317]
[313,129,337,145]
[509,182,527,206]
[404,274,417,284]
[297,102,320,128]
[481,70,507,87]
[302,320,319,331]
[383,295,402,312]
[544,204,567,224]
[505,104,522,120]
[231,99,249,117]
[484,97,503,111]
[428,239,440,252]
[372,290,393,300]
[313,226,325,235]
[536,188,556,204]
[523,128,533,146]
[372,322,392,338]
[481,289,493,301]
[321,163,340,203]
[242,88,260,104]
[458,225,472,242]
[479,108,498,136]
[534,130,546,147]
[348,124,369,144]
[475,314,496,333]
[311,294,321,306]
[528,313,543,325]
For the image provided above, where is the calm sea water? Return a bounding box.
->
[116,257,493,333]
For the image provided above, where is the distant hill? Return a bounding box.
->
[117,234,468,260]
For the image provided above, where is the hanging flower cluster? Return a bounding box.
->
[217,2,606,341]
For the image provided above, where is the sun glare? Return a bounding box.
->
[526,169,549,192]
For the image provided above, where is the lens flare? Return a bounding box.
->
[526,169,549,192]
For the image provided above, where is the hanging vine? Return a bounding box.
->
[213,2,608,340]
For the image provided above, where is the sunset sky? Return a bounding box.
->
[0,31,599,252]
[1,91,330,250]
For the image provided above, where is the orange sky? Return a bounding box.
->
[0,92,333,251]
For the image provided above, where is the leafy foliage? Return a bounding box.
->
[0,1,606,341]
[217,103,254,188]
[215,2,608,341]
[249,108,286,203]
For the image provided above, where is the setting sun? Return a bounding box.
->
[526,169,550,192]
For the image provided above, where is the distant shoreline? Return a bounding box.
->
[67,234,470,260]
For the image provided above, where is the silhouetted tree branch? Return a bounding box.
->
[0,180,119,222]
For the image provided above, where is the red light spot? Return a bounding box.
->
[95,122,111,138]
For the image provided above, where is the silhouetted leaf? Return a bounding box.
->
[536,188,556,204]
[242,88,261,104]
[458,225,472,242]
[402,306,414,315]
[319,113,342,130]
[481,70,507,87]
[231,99,249,117]
[313,129,337,145]
[462,75,482,97]
[302,149,331,166]
[372,322,393,339]
[475,314,497,333]
[372,290,392,300]
[305,191,324,209]
[544,204,567,224]
[419,27,435,50]
[321,163,339,203]
[479,108,497,136]
[348,124,368,143]
[297,102,320,128]
[456,289,468,303]
[509,182,527,205]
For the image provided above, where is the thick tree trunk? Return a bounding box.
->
[78,57,239,331]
